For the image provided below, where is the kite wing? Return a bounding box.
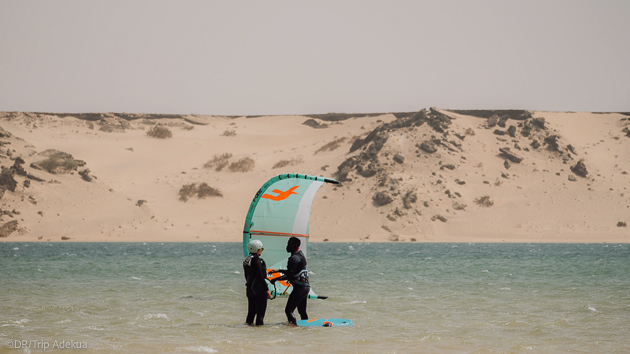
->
[242,174,339,299]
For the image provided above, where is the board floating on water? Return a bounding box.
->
[296,318,354,327]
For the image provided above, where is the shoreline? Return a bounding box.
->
[3,238,629,244]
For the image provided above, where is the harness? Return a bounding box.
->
[293,269,310,287]
[290,252,310,287]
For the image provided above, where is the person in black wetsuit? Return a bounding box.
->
[274,237,310,326]
[243,239,271,326]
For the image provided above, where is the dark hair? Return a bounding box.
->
[286,237,301,253]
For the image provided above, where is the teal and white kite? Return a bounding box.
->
[242,173,339,299]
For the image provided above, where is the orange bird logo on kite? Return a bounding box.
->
[262,186,299,201]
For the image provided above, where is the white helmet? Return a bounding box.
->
[247,239,264,254]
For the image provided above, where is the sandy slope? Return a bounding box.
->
[0,110,628,242]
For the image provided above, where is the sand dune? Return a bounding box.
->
[0,109,628,242]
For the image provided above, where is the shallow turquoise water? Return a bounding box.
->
[1,242,629,353]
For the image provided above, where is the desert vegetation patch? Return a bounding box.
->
[37,156,80,174]
[204,153,233,172]
[179,183,223,202]
[315,137,347,154]
[32,150,86,174]
[147,124,173,139]
[475,196,494,207]
[272,157,303,169]
[229,157,255,172]
[203,154,254,172]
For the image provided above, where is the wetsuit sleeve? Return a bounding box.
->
[251,257,269,293]
[271,256,298,282]
[253,258,266,282]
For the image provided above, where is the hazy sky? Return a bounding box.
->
[1,1,629,115]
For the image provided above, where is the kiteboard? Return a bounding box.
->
[296,318,354,327]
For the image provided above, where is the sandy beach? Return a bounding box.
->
[1,109,628,243]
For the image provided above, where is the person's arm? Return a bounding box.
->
[252,257,266,283]
[286,254,299,279]
[252,258,272,298]
[268,255,298,282]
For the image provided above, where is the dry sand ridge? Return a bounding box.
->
[1,109,629,243]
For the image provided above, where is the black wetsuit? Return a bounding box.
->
[243,253,268,325]
[278,250,310,324]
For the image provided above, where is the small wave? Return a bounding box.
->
[418,334,441,343]
[131,276,142,280]
[13,247,19,251]
[144,313,169,321]
[176,345,218,353]
[503,320,530,327]
[587,305,597,312]
[181,296,214,301]
[500,287,511,291]
[547,318,572,327]
[1,319,29,327]
[348,300,367,304]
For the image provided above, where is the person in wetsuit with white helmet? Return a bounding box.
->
[243,239,271,326]
[273,237,310,326]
